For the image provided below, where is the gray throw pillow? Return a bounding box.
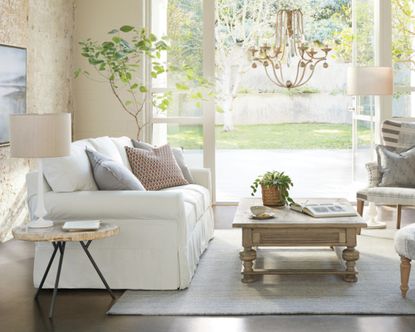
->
[86,148,146,191]
[376,144,415,187]
[131,139,194,183]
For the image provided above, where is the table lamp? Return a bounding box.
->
[9,113,71,228]
[347,66,393,229]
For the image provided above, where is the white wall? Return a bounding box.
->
[72,0,143,140]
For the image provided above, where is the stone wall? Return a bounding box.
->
[0,0,75,241]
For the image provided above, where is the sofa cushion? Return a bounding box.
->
[126,145,188,190]
[89,136,124,165]
[377,144,415,187]
[42,140,98,192]
[86,148,145,191]
[131,140,194,183]
[162,184,211,220]
[111,137,134,171]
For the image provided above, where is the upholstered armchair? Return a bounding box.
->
[357,118,415,229]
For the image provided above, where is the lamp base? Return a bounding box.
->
[28,218,54,228]
[366,220,387,229]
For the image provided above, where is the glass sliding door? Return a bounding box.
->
[146,0,206,171]
[148,0,389,203]
[392,0,415,118]
[351,0,376,184]
[214,0,361,202]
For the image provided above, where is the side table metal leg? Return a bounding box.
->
[35,242,59,300]
[49,242,66,319]
[80,241,115,299]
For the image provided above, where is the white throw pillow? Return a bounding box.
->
[111,136,134,171]
[42,140,98,192]
[89,136,124,165]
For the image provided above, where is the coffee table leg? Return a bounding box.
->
[240,246,257,283]
[342,246,359,282]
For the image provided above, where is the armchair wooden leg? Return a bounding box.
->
[400,256,411,298]
[357,199,364,216]
[397,205,402,230]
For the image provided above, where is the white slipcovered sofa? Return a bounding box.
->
[26,136,214,290]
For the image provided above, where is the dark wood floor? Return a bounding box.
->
[1,205,415,332]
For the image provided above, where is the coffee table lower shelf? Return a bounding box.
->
[239,243,360,283]
[242,268,358,276]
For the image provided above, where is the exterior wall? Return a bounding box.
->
[216,94,352,125]
[0,0,75,241]
[72,0,142,140]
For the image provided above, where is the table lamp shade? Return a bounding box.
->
[347,66,393,96]
[10,113,71,158]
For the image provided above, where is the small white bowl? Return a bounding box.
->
[250,205,266,216]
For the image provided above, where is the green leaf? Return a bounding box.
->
[139,86,148,93]
[130,83,138,90]
[74,68,81,78]
[120,25,134,32]
[102,41,114,49]
[176,83,189,91]
[112,36,121,43]
[108,29,119,34]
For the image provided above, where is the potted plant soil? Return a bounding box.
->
[251,171,293,207]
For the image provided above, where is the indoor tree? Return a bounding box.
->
[76,25,210,140]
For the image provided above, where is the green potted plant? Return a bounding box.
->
[251,171,294,207]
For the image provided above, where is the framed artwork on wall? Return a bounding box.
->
[0,44,27,147]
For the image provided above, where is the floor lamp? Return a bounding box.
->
[347,66,393,229]
[9,113,71,228]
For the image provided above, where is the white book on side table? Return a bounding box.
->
[62,220,101,232]
[290,202,357,218]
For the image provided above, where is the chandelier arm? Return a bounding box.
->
[264,62,285,87]
[292,59,303,86]
[293,59,313,86]
[279,64,285,83]
[295,59,325,88]
[313,55,328,61]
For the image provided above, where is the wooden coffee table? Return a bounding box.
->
[232,198,367,283]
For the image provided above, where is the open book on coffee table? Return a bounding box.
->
[290,201,357,218]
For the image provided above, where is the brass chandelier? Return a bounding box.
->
[249,9,332,89]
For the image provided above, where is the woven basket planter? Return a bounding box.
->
[261,185,285,207]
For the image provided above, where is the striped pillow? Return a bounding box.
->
[125,145,188,190]
[382,119,415,152]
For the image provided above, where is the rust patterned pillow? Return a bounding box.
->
[125,144,188,190]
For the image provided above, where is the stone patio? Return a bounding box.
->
[184,149,372,202]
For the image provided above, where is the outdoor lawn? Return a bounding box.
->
[167,123,371,149]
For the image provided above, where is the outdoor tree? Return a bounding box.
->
[392,0,415,71]
[166,0,377,132]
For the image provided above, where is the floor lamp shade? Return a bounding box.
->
[347,66,393,96]
[10,113,71,158]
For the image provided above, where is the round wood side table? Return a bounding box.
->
[12,222,119,319]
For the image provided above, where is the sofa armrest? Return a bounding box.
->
[366,162,381,188]
[189,168,212,193]
[28,190,186,221]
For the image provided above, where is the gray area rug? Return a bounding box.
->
[108,229,415,315]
